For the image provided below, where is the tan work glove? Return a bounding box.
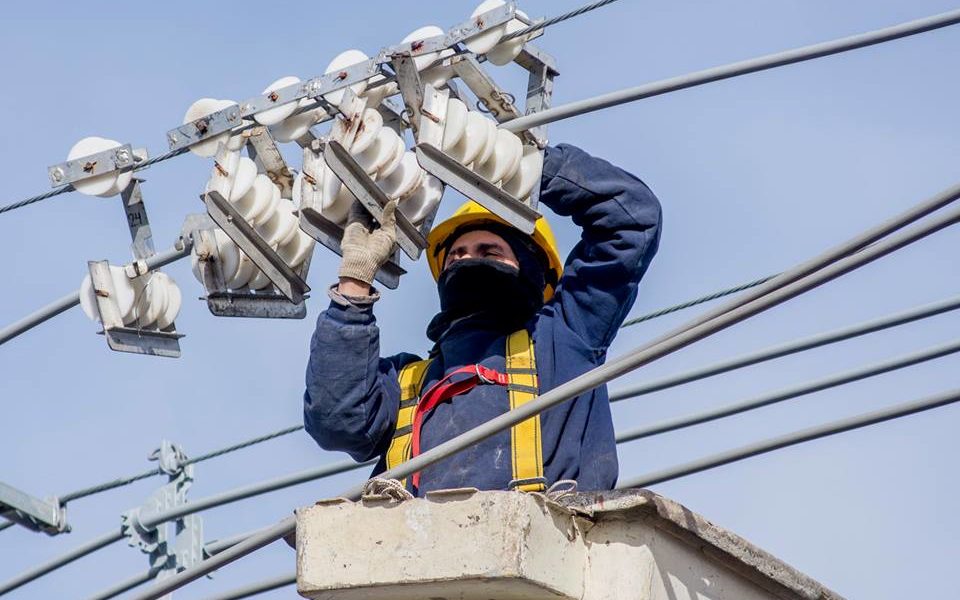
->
[338,200,398,285]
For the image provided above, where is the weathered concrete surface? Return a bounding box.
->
[296,488,844,600]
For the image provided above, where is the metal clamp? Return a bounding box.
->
[0,482,69,536]
[122,441,203,590]
[87,260,183,358]
[48,145,146,187]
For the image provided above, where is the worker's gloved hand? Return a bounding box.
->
[338,200,398,285]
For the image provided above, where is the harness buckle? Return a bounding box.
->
[475,364,496,385]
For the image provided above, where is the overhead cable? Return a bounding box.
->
[503,7,960,132]
[504,0,623,41]
[201,573,298,600]
[616,337,960,445]
[611,293,960,402]
[0,148,187,217]
[619,387,960,489]
[621,275,776,328]
[60,418,302,505]
[104,381,960,600]
[128,180,960,600]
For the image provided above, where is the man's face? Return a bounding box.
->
[443,230,519,272]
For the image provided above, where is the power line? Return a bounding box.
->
[504,0,623,41]
[503,7,960,132]
[128,178,960,600]
[0,148,187,217]
[149,382,960,600]
[611,293,960,402]
[616,337,960,445]
[619,387,960,489]
[621,275,776,328]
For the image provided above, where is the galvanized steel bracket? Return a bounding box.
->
[121,441,203,597]
[87,259,184,358]
[0,482,69,536]
[201,144,311,305]
[297,91,407,289]
[47,144,146,188]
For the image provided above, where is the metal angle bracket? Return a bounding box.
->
[415,142,539,234]
[88,260,184,358]
[122,441,203,592]
[515,43,558,210]
[0,481,68,535]
[188,219,307,320]
[121,178,156,261]
[244,127,296,199]
[323,141,427,260]
[201,145,310,305]
[48,144,147,188]
[297,93,406,289]
[391,52,426,138]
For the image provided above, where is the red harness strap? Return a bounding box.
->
[409,364,510,489]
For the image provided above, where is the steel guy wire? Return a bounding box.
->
[503,7,960,132]
[503,0,623,41]
[618,386,960,489]
[139,380,960,600]
[129,181,960,600]
[620,274,777,328]
[615,337,960,445]
[0,148,188,217]
[59,424,305,504]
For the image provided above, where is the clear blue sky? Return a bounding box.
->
[2,1,959,598]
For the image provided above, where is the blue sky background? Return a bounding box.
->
[2,1,959,598]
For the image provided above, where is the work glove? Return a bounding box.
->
[338,200,398,285]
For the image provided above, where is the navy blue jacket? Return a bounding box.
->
[304,143,662,494]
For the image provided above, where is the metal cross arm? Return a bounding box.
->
[0,482,68,535]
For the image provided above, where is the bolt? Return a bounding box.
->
[228,110,239,121]
[51,168,64,182]
[115,148,131,164]
[244,103,254,113]
[168,133,179,145]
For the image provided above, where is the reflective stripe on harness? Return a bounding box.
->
[385,330,545,493]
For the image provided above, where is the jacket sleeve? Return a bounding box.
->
[303,296,419,462]
[539,143,662,351]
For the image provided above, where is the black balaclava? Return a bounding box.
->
[426,222,548,343]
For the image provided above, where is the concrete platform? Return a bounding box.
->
[296,488,843,600]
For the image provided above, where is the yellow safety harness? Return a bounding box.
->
[385,329,546,492]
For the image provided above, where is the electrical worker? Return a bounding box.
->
[304,143,662,494]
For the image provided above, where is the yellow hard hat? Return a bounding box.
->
[426,201,564,301]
